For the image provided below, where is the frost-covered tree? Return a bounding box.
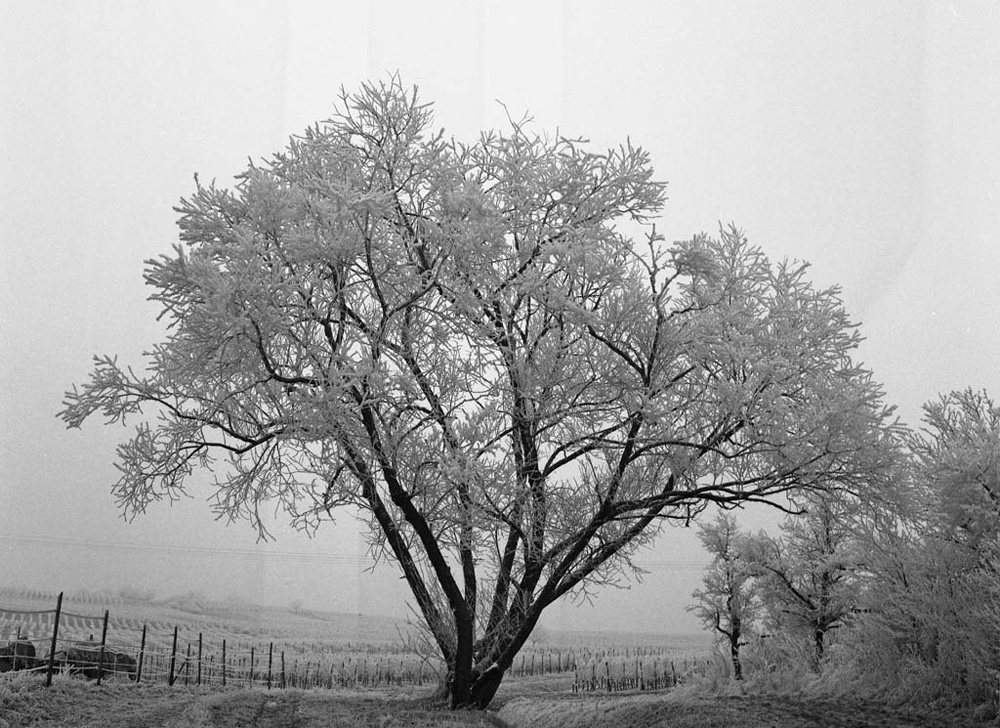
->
[914,389,1000,555]
[745,490,867,671]
[843,389,1000,708]
[60,77,895,709]
[689,512,758,680]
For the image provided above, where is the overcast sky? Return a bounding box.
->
[1,1,998,635]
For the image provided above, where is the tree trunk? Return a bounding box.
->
[437,662,506,709]
[449,613,475,708]
[436,612,508,710]
[468,664,505,709]
[436,605,543,709]
[729,615,743,681]
[729,637,743,681]
[813,626,825,672]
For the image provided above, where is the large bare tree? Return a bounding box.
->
[60,77,894,708]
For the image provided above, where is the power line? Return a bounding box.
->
[0,535,709,571]
[0,534,368,565]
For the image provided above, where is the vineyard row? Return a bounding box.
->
[1,592,701,694]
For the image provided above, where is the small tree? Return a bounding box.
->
[689,512,758,680]
[745,491,865,671]
[59,77,896,708]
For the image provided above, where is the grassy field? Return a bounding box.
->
[0,674,503,728]
[497,688,985,728]
[0,589,983,727]
[0,672,983,728]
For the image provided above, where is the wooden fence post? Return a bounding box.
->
[197,633,203,686]
[45,592,63,687]
[249,646,255,689]
[95,609,110,686]
[168,626,178,686]
[136,625,147,683]
[267,643,273,690]
[222,639,227,687]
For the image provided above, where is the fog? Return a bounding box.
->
[2,1,998,635]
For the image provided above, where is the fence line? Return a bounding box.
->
[1,592,449,689]
[2,592,701,694]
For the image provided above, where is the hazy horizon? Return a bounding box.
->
[0,582,712,643]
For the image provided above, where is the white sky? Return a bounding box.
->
[1,1,998,635]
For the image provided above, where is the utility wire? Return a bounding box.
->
[0,534,709,570]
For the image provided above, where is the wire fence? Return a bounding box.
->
[1,592,706,694]
[0,592,441,689]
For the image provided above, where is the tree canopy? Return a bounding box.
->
[60,77,895,708]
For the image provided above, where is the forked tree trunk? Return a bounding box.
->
[435,604,544,709]
[441,664,506,709]
[435,658,507,709]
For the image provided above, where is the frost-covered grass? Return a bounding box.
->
[497,690,981,728]
[3,671,983,728]
[0,676,507,728]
